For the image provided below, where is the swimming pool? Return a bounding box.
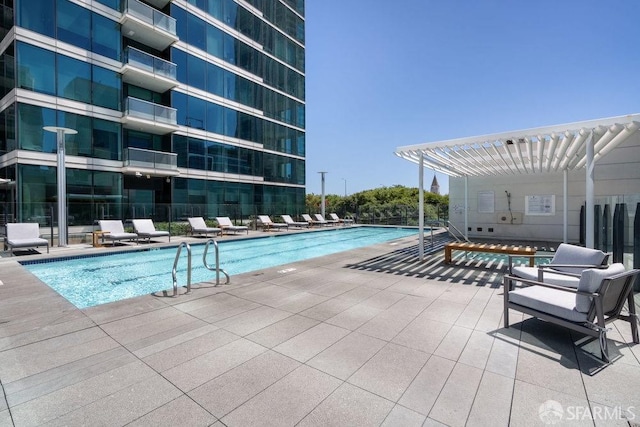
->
[22,226,418,309]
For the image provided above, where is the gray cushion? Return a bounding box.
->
[509,286,587,322]
[550,243,607,274]
[511,266,580,288]
[575,263,626,313]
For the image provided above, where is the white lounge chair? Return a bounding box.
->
[316,213,338,225]
[188,217,221,237]
[301,214,326,226]
[257,215,288,231]
[509,243,609,288]
[5,223,49,255]
[98,220,139,246]
[329,213,354,225]
[215,217,248,235]
[132,219,170,243]
[281,215,309,228]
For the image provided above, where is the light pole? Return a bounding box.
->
[342,178,347,197]
[318,171,327,218]
[44,126,77,247]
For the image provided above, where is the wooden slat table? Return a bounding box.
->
[444,242,536,265]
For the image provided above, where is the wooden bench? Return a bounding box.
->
[444,242,536,265]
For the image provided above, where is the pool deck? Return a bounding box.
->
[0,229,639,426]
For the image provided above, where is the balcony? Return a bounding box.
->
[122,147,179,177]
[123,97,178,135]
[122,47,178,93]
[121,0,178,51]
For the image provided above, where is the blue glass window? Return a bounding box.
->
[206,25,223,58]
[187,13,206,51]
[206,103,224,135]
[172,48,187,83]
[93,14,121,60]
[93,118,121,160]
[17,0,55,37]
[57,0,91,50]
[187,96,206,130]
[17,103,56,152]
[17,43,55,95]
[95,0,120,10]
[172,91,188,126]
[187,54,205,90]
[57,55,91,103]
[206,63,224,97]
[92,66,121,110]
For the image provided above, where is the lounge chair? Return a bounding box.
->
[302,214,326,226]
[316,213,338,225]
[5,223,49,255]
[98,220,139,246]
[215,217,248,235]
[503,263,639,362]
[257,215,288,231]
[132,219,170,243]
[188,217,221,237]
[281,215,309,228]
[329,213,354,225]
[509,243,609,288]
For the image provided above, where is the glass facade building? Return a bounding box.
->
[0,0,305,226]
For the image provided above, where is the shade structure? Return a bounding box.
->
[395,114,640,257]
[395,114,640,178]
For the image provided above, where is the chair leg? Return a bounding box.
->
[503,276,510,328]
[599,329,610,363]
[628,292,640,344]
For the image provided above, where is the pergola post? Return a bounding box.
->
[585,131,595,248]
[464,175,468,241]
[418,153,424,261]
[563,169,568,243]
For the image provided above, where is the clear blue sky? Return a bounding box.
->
[304,0,640,196]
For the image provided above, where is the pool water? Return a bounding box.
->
[22,227,418,309]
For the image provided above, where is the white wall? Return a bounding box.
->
[448,132,640,243]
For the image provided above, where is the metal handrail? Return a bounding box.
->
[172,242,192,296]
[447,221,471,243]
[203,239,230,286]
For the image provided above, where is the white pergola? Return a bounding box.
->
[395,113,640,260]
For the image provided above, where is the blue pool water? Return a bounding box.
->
[22,227,417,309]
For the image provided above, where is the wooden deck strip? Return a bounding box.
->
[444,242,535,265]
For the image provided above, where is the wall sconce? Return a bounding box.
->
[135,171,142,177]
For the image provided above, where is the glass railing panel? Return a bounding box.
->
[124,147,177,169]
[125,47,177,80]
[125,97,177,125]
[124,0,176,36]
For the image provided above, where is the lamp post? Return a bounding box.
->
[318,171,327,218]
[44,126,77,247]
[342,178,347,197]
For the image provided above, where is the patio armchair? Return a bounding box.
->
[503,263,639,362]
[5,223,49,255]
[509,243,609,288]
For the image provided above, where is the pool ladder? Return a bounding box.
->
[171,239,230,296]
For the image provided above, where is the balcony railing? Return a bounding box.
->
[125,97,176,125]
[124,46,176,80]
[124,0,176,35]
[122,0,178,50]
[124,147,177,170]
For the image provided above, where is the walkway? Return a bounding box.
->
[0,232,638,426]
